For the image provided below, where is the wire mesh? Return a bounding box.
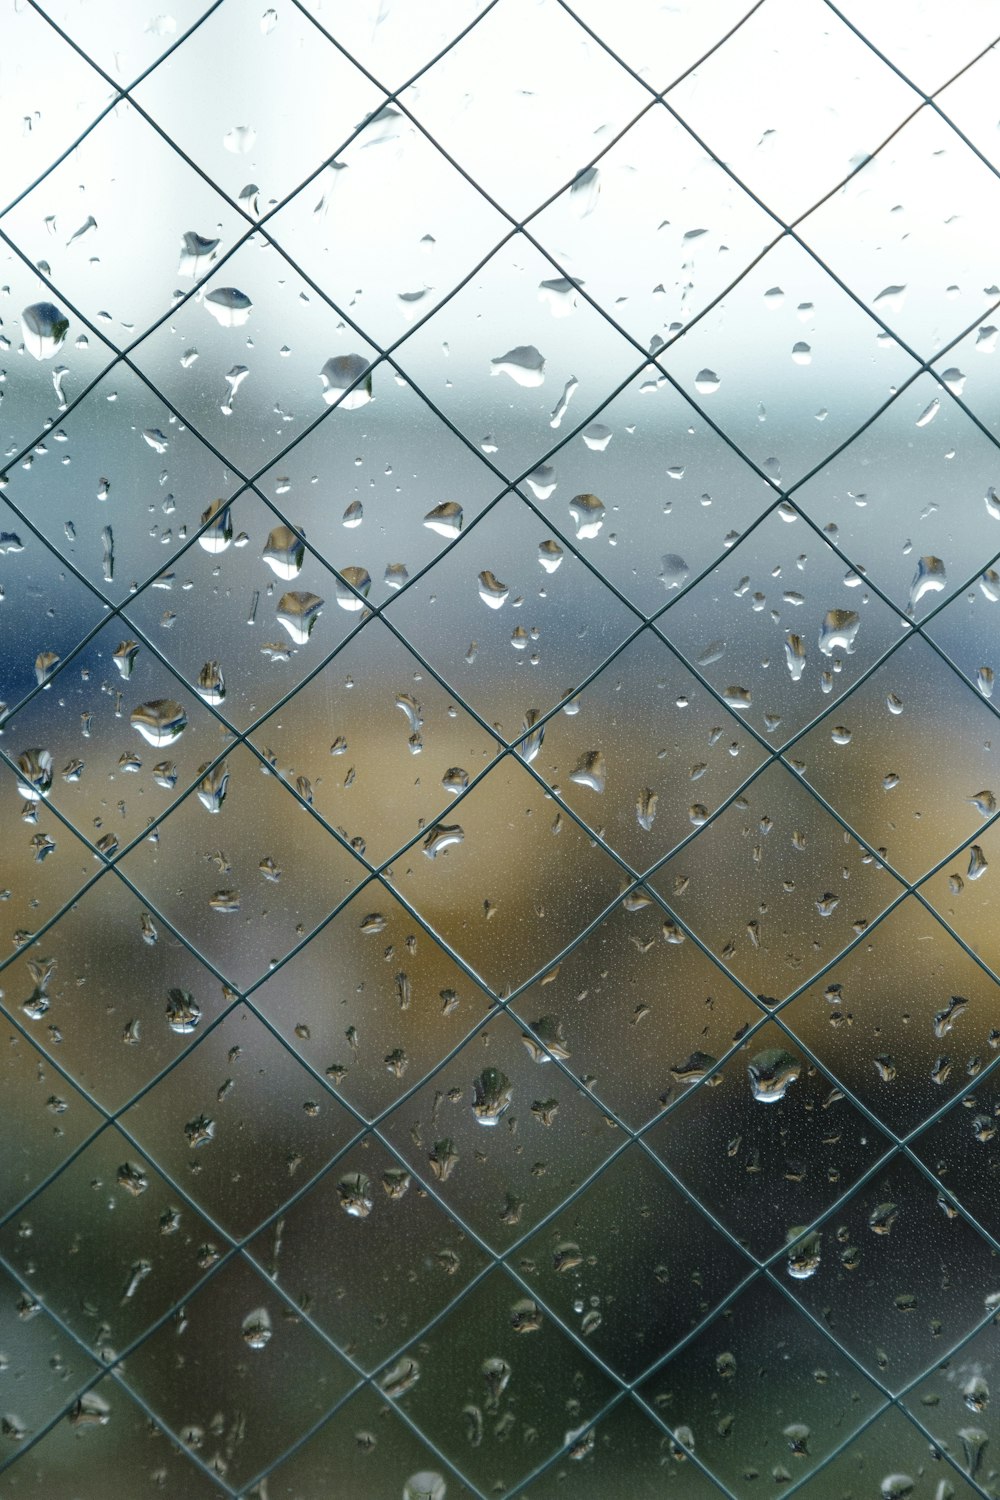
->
[1,1,1000,1495]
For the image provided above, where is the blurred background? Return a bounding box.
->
[1,0,1000,1496]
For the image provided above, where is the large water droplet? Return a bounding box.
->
[569,493,604,539]
[908,556,947,612]
[320,354,373,408]
[335,566,371,610]
[748,1047,800,1103]
[263,525,305,579]
[491,345,545,387]
[22,303,69,360]
[818,609,860,656]
[472,1067,513,1126]
[131,701,187,748]
[277,591,324,643]
[204,287,252,327]
[423,501,463,539]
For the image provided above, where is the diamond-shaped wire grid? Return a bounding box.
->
[2,2,1000,1497]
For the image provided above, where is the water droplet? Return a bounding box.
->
[490,345,545,387]
[263,525,305,579]
[785,633,807,680]
[660,554,689,590]
[178,231,220,277]
[199,499,232,554]
[748,1047,800,1102]
[818,609,860,656]
[960,1429,989,1480]
[978,666,995,698]
[472,1067,513,1125]
[637,787,658,831]
[319,354,373,409]
[423,501,463,539]
[569,749,606,793]
[538,539,563,574]
[869,1201,898,1235]
[441,767,468,796]
[526,464,557,499]
[694,369,720,394]
[968,845,988,881]
[478,571,509,609]
[880,1475,914,1500]
[522,1015,570,1062]
[335,567,371,611]
[22,302,69,360]
[196,661,225,704]
[241,1308,272,1349]
[403,1472,446,1500]
[277,591,324,643]
[670,1051,718,1084]
[786,1229,821,1280]
[908,555,947,611]
[166,989,201,1035]
[131,701,187,747]
[204,287,252,327]
[423,823,464,858]
[338,1171,374,1219]
[581,422,612,450]
[568,493,605,539]
[569,164,600,216]
[510,1297,543,1334]
[538,276,582,317]
[196,761,230,814]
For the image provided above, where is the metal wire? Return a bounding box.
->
[1,2,999,1495]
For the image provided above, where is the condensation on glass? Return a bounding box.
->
[0,0,999,1496]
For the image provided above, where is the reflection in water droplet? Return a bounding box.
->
[199,499,232,554]
[423,501,463,539]
[637,787,658,831]
[423,823,464,858]
[818,609,860,656]
[908,555,947,612]
[166,989,201,1035]
[569,493,604,540]
[277,591,324,643]
[178,231,220,277]
[320,354,373,408]
[338,1172,374,1219]
[786,1228,821,1280]
[777,631,806,683]
[22,302,69,360]
[538,539,563,573]
[131,701,187,748]
[197,661,226,704]
[491,344,545,386]
[204,287,252,327]
[570,749,606,793]
[263,525,305,579]
[403,1472,446,1500]
[241,1307,272,1349]
[381,1356,420,1397]
[660,553,689,590]
[335,567,371,611]
[478,570,509,608]
[748,1048,800,1103]
[16,748,53,801]
[472,1067,513,1126]
[196,762,230,814]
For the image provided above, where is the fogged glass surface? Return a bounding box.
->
[1,1,1000,1497]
